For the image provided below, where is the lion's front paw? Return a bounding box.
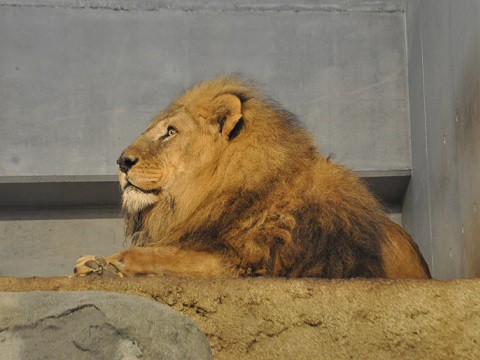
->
[69,255,125,278]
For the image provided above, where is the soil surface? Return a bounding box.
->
[1,276,479,359]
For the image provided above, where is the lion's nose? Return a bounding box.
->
[117,156,139,173]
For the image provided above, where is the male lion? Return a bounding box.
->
[72,76,431,279]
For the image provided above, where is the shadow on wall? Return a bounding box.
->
[457,38,480,277]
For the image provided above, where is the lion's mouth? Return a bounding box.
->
[125,181,160,195]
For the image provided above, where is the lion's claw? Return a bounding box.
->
[69,255,125,278]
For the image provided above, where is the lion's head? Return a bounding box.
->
[118,76,313,218]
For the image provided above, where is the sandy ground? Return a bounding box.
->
[1,276,479,359]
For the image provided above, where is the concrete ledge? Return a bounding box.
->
[0,170,411,209]
[0,277,478,359]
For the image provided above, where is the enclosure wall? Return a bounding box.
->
[404,0,480,279]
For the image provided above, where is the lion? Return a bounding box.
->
[72,75,431,279]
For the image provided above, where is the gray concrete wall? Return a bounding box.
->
[0,0,410,177]
[0,0,412,277]
[403,0,480,279]
[0,208,125,277]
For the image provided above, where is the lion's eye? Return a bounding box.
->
[167,126,177,137]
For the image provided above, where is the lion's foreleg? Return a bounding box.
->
[71,246,237,278]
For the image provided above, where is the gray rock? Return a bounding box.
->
[0,291,212,360]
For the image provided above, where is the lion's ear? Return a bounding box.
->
[209,94,242,140]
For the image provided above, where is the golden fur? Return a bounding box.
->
[72,75,431,279]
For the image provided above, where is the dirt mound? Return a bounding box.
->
[1,277,478,359]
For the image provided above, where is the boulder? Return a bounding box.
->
[0,290,212,360]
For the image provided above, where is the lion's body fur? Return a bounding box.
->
[115,76,431,279]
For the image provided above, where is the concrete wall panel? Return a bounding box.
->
[0,208,124,277]
[0,0,410,177]
[402,0,433,272]
[404,0,480,279]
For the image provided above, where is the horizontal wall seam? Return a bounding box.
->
[0,1,406,13]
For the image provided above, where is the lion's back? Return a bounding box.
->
[223,158,430,279]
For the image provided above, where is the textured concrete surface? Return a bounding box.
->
[0,208,125,277]
[0,290,212,360]
[0,0,410,176]
[0,277,479,360]
[403,0,480,278]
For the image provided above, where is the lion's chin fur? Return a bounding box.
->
[122,187,157,214]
